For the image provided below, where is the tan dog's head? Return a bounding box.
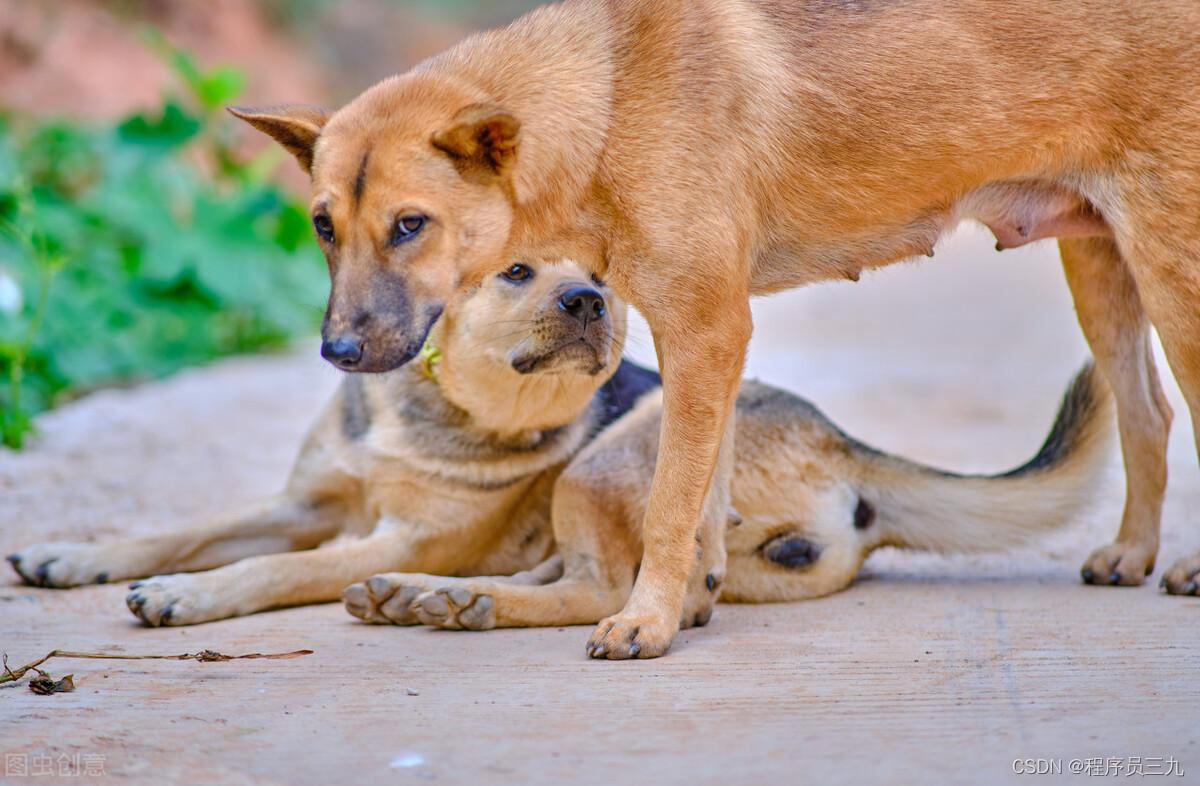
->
[432,256,628,432]
[230,78,524,373]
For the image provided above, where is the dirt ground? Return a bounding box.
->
[2,227,1198,785]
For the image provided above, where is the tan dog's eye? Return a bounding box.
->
[590,272,605,287]
[392,214,427,246]
[500,263,534,283]
[313,214,334,243]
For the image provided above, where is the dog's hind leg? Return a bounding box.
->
[377,509,726,632]
[1108,174,1200,594]
[357,574,627,631]
[342,555,567,625]
[346,411,666,632]
[7,494,345,589]
[347,465,643,631]
[1060,237,1171,586]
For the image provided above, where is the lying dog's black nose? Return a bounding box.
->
[321,336,364,369]
[558,287,606,325]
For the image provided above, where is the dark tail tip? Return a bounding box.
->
[1001,362,1108,478]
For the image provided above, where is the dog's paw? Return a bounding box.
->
[125,574,222,627]
[342,574,426,625]
[1159,551,1200,596]
[586,610,678,660]
[7,543,115,588]
[413,587,496,630]
[1080,541,1155,587]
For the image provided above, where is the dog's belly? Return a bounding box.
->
[749,178,1110,294]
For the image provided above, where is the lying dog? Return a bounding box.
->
[227,0,1200,657]
[8,258,1112,633]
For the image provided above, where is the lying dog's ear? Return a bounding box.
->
[431,103,520,183]
[227,104,331,174]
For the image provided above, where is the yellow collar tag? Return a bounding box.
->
[419,337,442,381]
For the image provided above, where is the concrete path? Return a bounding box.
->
[2,227,1197,784]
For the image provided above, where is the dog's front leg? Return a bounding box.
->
[586,290,749,659]
[7,495,342,589]
[124,529,425,626]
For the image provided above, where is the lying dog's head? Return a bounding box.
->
[431,256,628,432]
[231,80,527,373]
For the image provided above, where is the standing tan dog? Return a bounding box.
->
[8,258,1112,632]
[229,0,1200,657]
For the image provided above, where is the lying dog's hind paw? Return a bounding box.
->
[7,543,113,588]
[124,574,214,626]
[1160,552,1200,596]
[414,587,495,630]
[342,574,424,625]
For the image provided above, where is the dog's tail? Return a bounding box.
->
[852,363,1114,554]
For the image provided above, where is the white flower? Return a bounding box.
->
[0,267,22,316]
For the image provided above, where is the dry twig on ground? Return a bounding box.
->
[2,648,314,694]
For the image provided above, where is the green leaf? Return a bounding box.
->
[117,101,202,148]
[195,66,246,109]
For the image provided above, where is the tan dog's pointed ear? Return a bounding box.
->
[227,104,331,174]
[431,104,520,183]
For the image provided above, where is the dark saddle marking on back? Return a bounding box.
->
[595,359,662,430]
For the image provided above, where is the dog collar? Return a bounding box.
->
[419,337,442,381]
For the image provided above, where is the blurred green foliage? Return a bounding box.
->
[0,33,326,449]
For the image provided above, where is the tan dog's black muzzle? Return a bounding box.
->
[321,264,443,374]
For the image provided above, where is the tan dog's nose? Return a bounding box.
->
[321,336,364,369]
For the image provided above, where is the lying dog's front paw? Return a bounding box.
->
[7,543,114,588]
[586,611,677,660]
[125,574,219,627]
[1080,541,1155,587]
[1160,552,1200,596]
[342,574,425,625]
[413,587,495,630]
